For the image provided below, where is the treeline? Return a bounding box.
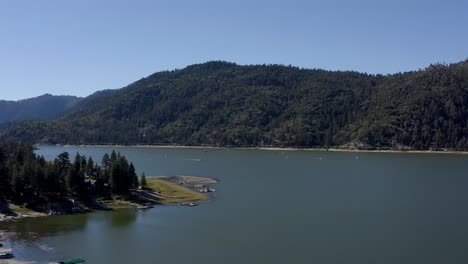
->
[2,60,468,150]
[0,142,143,202]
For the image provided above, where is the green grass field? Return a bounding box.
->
[146,178,206,203]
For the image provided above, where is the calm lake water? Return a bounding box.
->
[2,146,468,264]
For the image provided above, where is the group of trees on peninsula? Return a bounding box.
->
[1,60,468,150]
[0,141,142,202]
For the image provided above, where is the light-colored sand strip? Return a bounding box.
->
[36,144,468,155]
[180,176,218,184]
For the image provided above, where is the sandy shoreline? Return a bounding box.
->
[0,212,47,223]
[37,144,468,155]
[258,147,468,155]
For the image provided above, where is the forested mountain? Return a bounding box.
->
[61,89,117,116]
[2,60,468,150]
[0,94,82,125]
[0,91,117,130]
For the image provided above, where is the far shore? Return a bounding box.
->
[36,144,468,155]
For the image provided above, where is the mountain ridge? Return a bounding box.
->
[0,94,82,124]
[2,59,468,150]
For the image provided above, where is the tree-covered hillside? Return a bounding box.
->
[2,60,468,150]
[0,94,82,124]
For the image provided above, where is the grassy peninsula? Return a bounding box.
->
[1,175,218,221]
[99,176,217,207]
[0,141,217,222]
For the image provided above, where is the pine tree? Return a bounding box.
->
[65,167,74,194]
[64,153,86,195]
[129,162,138,189]
[140,172,147,189]
[110,151,117,163]
[101,153,111,181]
[86,157,94,177]
[10,164,24,197]
[56,152,70,173]
[110,160,121,194]
[95,165,102,180]
[0,145,9,193]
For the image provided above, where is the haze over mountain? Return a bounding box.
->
[2,60,468,150]
[0,91,118,129]
[0,94,82,128]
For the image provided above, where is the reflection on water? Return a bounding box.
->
[3,214,89,239]
[109,209,138,227]
[1,209,139,263]
[1,214,87,263]
[2,146,468,264]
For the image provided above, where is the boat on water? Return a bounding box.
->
[59,257,86,264]
[136,204,154,210]
[199,188,216,193]
[181,202,198,207]
[0,252,14,259]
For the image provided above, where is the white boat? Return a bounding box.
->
[181,202,198,207]
[0,252,14,259]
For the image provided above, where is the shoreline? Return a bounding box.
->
[145,176,217,204]
[0,176,218,263]
[37,144,468,155]
[0,176,217,223]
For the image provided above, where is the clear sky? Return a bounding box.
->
[0,0,467,100]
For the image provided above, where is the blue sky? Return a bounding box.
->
[0,0,467,100]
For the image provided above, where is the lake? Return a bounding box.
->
[2,146,468,264]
